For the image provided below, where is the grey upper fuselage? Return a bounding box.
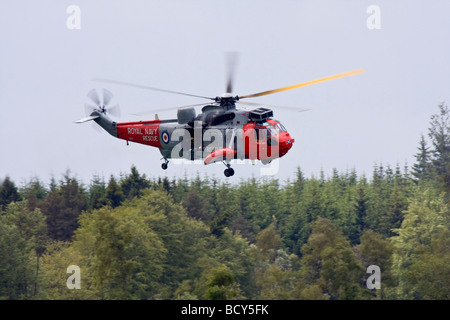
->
[157,104,251,160]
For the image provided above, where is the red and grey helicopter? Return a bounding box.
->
[76,58,364,177]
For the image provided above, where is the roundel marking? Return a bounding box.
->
[161,130,170,144]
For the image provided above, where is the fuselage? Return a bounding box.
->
[105,105,294,164]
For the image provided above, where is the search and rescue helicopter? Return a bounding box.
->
[75,57,364,177]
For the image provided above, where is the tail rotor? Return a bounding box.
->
[86,88,120,118]
[76,88,120,124]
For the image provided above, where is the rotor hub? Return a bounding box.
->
[215,94,239,109]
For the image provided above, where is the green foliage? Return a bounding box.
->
[391,187,450,299]
[299,218,366,300]
[40,173,87,241]
[0,202,48,299]
[20,177,47,211]
[412,135,432,182]
[203,265,243,300]
[413,102,450,193]
[355,230,396,298]
[404,230,450,299]
[86,175,107,210]
[120,165,151,200]
[182,189,211,222]
[104,175,125,208]
[0,176,21,211]
[75,205,166,299]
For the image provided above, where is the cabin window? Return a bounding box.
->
[255,127,268,141]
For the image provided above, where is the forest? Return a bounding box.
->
[0,103,449,300]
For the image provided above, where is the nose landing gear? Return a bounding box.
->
[223,161,235,177]
[161,158,169,170]
[224,167,235,177]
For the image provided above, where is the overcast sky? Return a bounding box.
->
[1,0,449,186]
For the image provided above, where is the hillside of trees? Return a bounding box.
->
[0,103,449,300]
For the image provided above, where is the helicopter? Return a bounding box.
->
[75,58,364,177]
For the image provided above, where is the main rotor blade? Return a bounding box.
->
[237,101,311,113]
[239,69,365,99]
[92,78,214,100]
[130,102,209,116]
[225,51,239,93]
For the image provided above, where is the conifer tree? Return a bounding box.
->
[427,103,450,192]
[412,135,432,183]
[120,165,150,200]
[104,175,125,208]
[182,189,211,222]
[352,180,369,244]
[0,176,21,211]
[41,174,86,241]
[88,175,107,210]
[20,178,47,211]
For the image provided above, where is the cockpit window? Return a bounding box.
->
[254,120,286,141]
[267,125,280,136]
[277,123,287,132]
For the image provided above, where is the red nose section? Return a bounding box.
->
[278,132,294,157]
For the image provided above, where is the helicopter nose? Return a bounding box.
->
[278,133,294,156]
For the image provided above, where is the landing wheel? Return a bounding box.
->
[161,162,168,170]
[224,168,235,177]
